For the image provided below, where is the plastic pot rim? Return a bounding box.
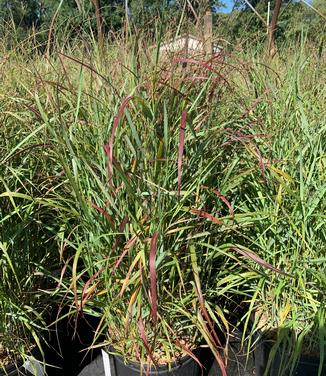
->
[106,346,202,373]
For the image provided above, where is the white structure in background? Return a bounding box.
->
[159,34,222,56]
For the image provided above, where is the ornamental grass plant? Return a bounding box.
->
[236,45,326,375]
[32,41,262,373]
[0,22,325,375]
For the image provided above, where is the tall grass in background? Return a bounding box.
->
[237,45,326,374]
[0,21,325,374]
[0,28,66,366]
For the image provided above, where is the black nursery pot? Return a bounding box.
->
[36,310,105,376]
[0,358,34,376]
[109,347,214,376]
[0,361,23,376]
[0,346,41,376]
[254,338,326,376]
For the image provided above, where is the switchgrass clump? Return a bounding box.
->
[30,46,262,371]
[0,23,325,375]
[231,44,326,375]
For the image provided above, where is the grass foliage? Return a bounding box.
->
[0,24,325,375]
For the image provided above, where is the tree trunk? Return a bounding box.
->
[198,0,209,13]
[125,0,129,41]
[92,0,103,50]
[203,10,213,56]
[267,0,282,58]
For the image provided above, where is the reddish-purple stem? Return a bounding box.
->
[138,317,156,365]
[89,201,115,228]
[203,186,234,219]
[104,95,134,183]
[113,235,138,272]
[231,247,293,277]
[190,208,222,225]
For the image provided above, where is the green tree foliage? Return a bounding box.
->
[313,0,326,12]
[0,0,324,48]
[0,0,79,28]
[0,0,225,35]
[215,0,325,46]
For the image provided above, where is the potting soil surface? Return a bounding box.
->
[77,341,255,376]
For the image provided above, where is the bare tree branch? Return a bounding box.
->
[92,0,104,50]
[268,0,282,58]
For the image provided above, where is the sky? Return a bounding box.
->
[218,0,314,13]
[220,0,235,13]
